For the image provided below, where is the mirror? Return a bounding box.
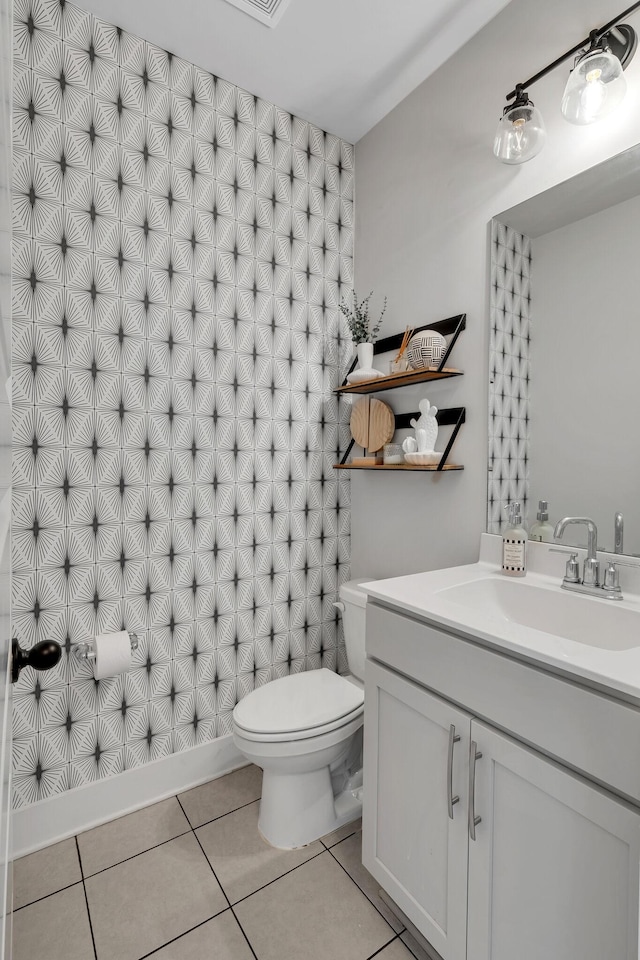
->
[487,144,640,557]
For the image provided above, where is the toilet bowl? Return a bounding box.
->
[232,579,370,849]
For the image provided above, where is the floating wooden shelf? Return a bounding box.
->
[334,314,467,472]
[335,367,463,396]
[333,463,464,472]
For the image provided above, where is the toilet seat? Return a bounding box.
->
[233,668,364,743]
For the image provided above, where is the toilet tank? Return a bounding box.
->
[337,579,370,684]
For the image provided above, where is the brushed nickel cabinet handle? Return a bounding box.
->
[447,723,461,819]
[468,740,483,841]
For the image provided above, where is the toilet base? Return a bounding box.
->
[233,711,364,850]
[258,765,363,850]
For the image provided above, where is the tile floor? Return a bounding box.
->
[12,765,430,960]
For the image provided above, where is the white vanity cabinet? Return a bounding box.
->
[363,603,640,960]
[363,660,471,960]
[467,720,639,960]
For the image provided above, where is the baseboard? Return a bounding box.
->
[12,734,246,859]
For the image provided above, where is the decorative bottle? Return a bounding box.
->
[529,500,554,542]
[502,502,527,577]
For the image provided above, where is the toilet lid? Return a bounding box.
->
[233,668,364,736]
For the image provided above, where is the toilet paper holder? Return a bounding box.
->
[74,632,139,663]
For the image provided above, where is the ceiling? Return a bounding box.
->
[77,0,512,142]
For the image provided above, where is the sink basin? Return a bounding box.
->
[437,577,640,651]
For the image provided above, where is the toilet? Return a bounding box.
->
[232,579,370,849]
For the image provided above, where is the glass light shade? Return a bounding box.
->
[561,48,627,124]
[493,100,546,164]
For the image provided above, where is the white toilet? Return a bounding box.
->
[232,579,369,849]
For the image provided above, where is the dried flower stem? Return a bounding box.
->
[339,289,387,344]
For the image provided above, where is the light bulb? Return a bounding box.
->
[493,97,546,164]
[580,69,606,121]
[562,47,627,124]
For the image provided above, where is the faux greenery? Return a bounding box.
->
[339,289,387,344]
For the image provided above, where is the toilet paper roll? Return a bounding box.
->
[93,631,131,680]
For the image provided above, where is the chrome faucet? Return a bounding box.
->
[553,516,633,600]
[614,512,624,555]
[554,517,600,586]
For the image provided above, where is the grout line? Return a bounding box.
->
[26,783,375,960]
[184,794,372,922]
[183,795,262,831]
[176,794,260,960]
[103,796,254,960]
[181,791,332,910]
[176,795,231,911]
[136,910,230,960]
[81,881,99,960]
[320,824,359,849]
[77,829,193,880]
[228,846,326,908]
[16,783,263,949]
[75,835,85,880]
[12,879,84,913]
[327,843,405,936]
[365,933,403,959]
[228,907,260,960]
[77,838,99,960]
[186,809,398,959]
[11,812,339,914]
[18,771,259,885]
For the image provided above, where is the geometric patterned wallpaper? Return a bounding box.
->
[10,0,353,807]
[487,219,531,535]
[0,0,13,868]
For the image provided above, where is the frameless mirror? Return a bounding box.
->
[487,143,640,557]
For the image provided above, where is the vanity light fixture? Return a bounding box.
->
[494,2,640,163]
[493,86,546,164]
[561,26,636,124]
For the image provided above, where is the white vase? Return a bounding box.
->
[356,342,374,371]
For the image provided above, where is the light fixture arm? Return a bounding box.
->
[505,0,640,101]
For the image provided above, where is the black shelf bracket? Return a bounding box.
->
[340,313,466,386]
[340,438,355,466]
[336,314,467,470]
[340,406,466,470]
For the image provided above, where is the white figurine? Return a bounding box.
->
[409,399,438,452]
[402,398,441,465]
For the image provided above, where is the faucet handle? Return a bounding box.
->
[602,557,640,596]
[603,562,621,593]
[550,548,580,584]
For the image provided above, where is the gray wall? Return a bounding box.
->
[11,1,353,807]
[352,0,640,579]
[530,194,640,551]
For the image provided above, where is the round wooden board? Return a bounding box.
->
[350,397,395,452]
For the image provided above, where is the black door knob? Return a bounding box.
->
[12,639,62,683]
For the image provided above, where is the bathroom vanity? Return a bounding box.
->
[362,536,640,960]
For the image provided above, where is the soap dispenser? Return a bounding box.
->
[502,502,527,577]
[529,500,554,542]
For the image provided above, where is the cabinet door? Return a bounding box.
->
[363,660,471,960]
[467,720,640,960]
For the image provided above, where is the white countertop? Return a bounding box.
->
[363,534,640,702]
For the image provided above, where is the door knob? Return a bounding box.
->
[11,638,62,683]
